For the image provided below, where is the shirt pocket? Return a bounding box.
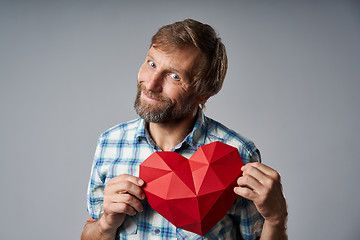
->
[117,216,138,236]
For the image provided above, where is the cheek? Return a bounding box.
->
[165,88,187,103]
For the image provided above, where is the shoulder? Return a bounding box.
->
[204,116,260,163]
[98,118,142,143]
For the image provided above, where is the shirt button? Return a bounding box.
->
[153,228,161,234]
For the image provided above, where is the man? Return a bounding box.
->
[81,19,288,240]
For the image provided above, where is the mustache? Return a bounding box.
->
[138,83,167,101]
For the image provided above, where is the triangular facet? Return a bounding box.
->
[209,150,243,186]
[141,152,172,171]
[178,222,203,236]
[158,152,187,170]
[196,167,225,195]
[191,165,208,193]
[173,160,196,193]
[203,142,235,164]
[145,191,175,223]
[140,165,172,183]
[197,190,223,218]
[166,173,195,199]
[144,172,173,198]
[168,197,200,226]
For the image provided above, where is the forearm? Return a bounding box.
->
[259,220,288,240]
[81,216,118,240]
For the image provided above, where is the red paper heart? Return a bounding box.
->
[139,141,243,236]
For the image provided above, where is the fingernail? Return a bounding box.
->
[241,166,245,171]
[138,179,144,185]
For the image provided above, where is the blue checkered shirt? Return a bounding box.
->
[87,110,264,240]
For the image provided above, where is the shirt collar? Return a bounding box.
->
[134,118,147,139]
[182,108,207,148]
[134,108,207,150]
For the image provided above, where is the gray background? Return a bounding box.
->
[1,0,359,239]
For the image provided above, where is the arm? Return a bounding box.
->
[81,216,116,240]
[234,162,288,240]
[81,174,145,240]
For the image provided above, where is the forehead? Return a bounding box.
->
[147,45,204,78]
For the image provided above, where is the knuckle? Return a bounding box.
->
[265,178,275,188]
[117,203,129,213]
[134,202,142,211]
[246,164,258,175]
[103,203,109,211]
[121,194,132,203]
[103,193,111,203]
[244,166,253,174]
[274,172,281,181]
[107,177,115,184]
[252,162,261,168]
[103,202,112,213]
[237,177,242,185]
[118,173,130,179]
[135,187,143,195]
[123,181,132,189]
[104,186,112,195]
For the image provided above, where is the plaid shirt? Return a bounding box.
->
[87,110,264,240]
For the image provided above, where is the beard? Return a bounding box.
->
[134,83,196,123]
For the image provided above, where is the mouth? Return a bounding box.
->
[139,84,166,103]
[142,90,162,102]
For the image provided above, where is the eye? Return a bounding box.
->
[170,73,180,80]
[149,61,156,68]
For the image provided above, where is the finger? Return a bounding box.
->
[234,186,258,201]
[116,181,146,200]
[106,175,146,200]
[107,201,138,216]
[242,164,270,186]
[110,193,144,213]
[243,162,280,181]
[243,163,282,194]
[237,175,263,193]
[108,174,145,187]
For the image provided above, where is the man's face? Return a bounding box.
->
[134,46,203,123]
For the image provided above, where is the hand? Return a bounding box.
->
[99,174,145,234]
[234,162,288,227]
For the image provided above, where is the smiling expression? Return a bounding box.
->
[134,46,204,123]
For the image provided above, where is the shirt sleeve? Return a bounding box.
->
[230,196,264,240]
[86,134,106,220]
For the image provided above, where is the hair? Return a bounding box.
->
[150,19,228,104]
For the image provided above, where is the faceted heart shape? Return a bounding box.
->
[139,141,243,236]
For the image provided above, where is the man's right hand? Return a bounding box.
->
[81,174,145,240]
[101,174,145,232]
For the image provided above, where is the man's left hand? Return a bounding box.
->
[234,162,288,228]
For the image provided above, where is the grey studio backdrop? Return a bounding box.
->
[0,0,359,239]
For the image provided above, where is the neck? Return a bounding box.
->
[148,107,199,151]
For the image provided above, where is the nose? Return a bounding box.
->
[145,71,163,93]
